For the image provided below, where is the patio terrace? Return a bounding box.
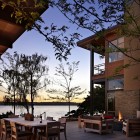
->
[3,120,140,140]
[60,121,140,140]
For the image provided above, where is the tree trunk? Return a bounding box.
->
[68,98,71,120]
[13,91,15,115]
[31,74,34,115]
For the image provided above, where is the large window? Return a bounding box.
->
[108,92,115,111]
[109,37,124,62]
[108,78,124,90]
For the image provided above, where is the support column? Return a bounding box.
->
[90,49,94,115]
[105,78,108,114]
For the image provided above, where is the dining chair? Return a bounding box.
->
[36,115,54,134]
[8,114,24,130]
[38,121,60,140]
[0,119,11,140]
[10,122,33,140]
[59,117,67,140]
[46,116,53,121]
[36,116,54,133]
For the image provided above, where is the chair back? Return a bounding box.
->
[58,118,67,140]
[1,119,11,139]
[1,119,6,132]
[1,119,9,133]
[46,121,60,136]
[46,116,53,121]
[59,117,66,124]
[59,117,67,129]
[10,121,33,139]
[10,122,18,138]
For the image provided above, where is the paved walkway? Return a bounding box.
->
[60,121,140,140]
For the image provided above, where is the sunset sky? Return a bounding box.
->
[0,5,104,102]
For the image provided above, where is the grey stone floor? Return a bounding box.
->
[60,121,140,140]
[2,121,140,140]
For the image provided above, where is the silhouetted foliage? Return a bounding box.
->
[1,0,140,62]
[0,52,49,115]
[47,61,85,116]
[69,86,105,118]
[0,111,13,119]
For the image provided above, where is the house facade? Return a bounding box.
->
[77,1,140,118]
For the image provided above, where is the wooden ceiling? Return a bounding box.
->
[0,0,48,56]
[77,25,120,55]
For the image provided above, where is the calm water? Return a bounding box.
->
[0,105,77,120]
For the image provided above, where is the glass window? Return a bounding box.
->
[109,52,117,62]
[118,52,124,60]
[108,92,115,111]
[109,37,124,62]
[108,78,124,90]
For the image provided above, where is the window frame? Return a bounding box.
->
[108,37,124,63]
[107,77,124,91]
[107,91,115,112]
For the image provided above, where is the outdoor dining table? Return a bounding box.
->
[4,117,55,140]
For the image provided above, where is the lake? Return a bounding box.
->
[0,105,78,120]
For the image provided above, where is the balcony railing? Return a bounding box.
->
[94,63,105,75]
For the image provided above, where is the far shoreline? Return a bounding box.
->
[0,102,79,106]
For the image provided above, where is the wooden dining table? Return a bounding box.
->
[4,117,55,140]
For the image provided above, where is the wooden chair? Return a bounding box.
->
[8,114,24,130]
[0,119,11,140]
[46,116,53,121]
[36,116,54,135]
[10,122,33,140]
[37,116,54,133]
[38,121,60,140]
[123,119,140,137]
[59,117,67,140]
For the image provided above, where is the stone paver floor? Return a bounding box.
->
[60,121,140,140]
[3,121,140,140]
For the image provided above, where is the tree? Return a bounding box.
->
[0,52,22,114]
[47,61,85,116]
[19,53,49,115]
[93,86,105,113]
[0,0,80,61]
[1,0,140,62]
[53,0,140,62]
[0,52,49,115]
[72,85,105,117]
